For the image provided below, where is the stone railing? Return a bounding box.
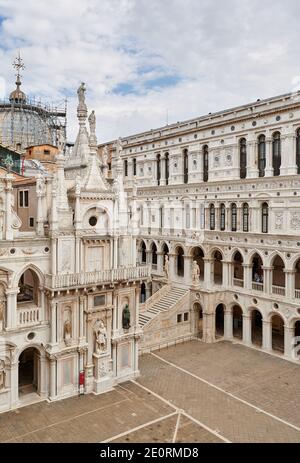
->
[272,285,286,296]
[233,278,244,288]
[45,266,151,290]
[18,304,40,326]
[252,282,263,292]
[140,283,171,313]
[295,289,300,299]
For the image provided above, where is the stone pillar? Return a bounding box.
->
[242,263,252,290]
[203,312,215,343]
[247,140,259,178]
[284,325,296,360]
[36,191,44,236]
[4,175,14,240]
[222,261,230,287]
[51,238,57,275]
[50,300,57,345]
[184,255,193,284]
[242,314,251,346]
[225,205,231,231]
[284,269,295,300]
[224,310,233,340]
[203,258,213,287]
[264,137,274,177]
[168,253,176,281]
[145,282,152,300]
[39,287,45,322]
[6,288,18,329]
[39,356,48,397]
[280,133,297,176]
[49,357,57,400]
[79,296,85,341]
[215,205,220,231]
[135,288,140,329]
[262,320,272,352]
[75,237,81,273]
[112,294,118,334]
[157,252,164,275]
[262,266,273,294]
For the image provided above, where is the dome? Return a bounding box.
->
[9,77,26,104]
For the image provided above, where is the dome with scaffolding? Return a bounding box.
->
[0,53,67,153]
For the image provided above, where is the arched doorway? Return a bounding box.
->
[192,247,204,281]
[18,347,40,397]
[176,247,184,277]
[213,251,223,285]
[232,305,243,339]
[215,304,225,338]
[251,309,263,346]
[251,254,263,290]
[272,256,285,296]
[17,269,40,304]
[193,302,203,338]
[151,242,157,268]
[140,283,146,303]
[271,314,284,353]
[233,251,244,287]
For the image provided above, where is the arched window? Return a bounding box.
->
[141,241,146,263]
[296,129,300,174]
[240,138,247,179]
[209,204,215,230]
[176,247,184,277]
[151,242,157,265]
[272,131,281,176]
[242,203,249,232]
[156,154,161,185]
[220,204,226,231]
[258,135,266,177]
[203,145,209,182]
[159,206,164,229]
[124,159,128,177]
[231,203,237,231]
[183,149,188,184]
[165,153,169,184]
[133,158,137,176]
[262,202,269,233]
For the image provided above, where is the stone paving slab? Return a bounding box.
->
[152,340,300,428]
[137,352,300,442]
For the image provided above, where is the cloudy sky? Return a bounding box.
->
[0,0,299,143]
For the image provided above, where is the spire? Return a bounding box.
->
[71,82,90,162]
[9,50,26,103]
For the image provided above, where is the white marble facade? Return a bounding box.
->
[0,84,148,412]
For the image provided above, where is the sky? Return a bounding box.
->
[0,0,300,143]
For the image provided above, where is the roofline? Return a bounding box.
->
[98,89,300,146]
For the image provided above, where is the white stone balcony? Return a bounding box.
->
[272,285,285,296]
[17,303,40,327]
[45,266,151,290]
[295,289,300,299]
[252,282,263,291]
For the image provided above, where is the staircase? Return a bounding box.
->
[139,286,188,328]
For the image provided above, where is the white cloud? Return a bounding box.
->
[0,0,299,142]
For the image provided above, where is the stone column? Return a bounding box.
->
[242,263,252,290]
[39,287,45,322]
[112,294,118,334]
[264,137,274,177]
[203,258,213,287]
[168,253,176,281]
[4,174,14,240]
[145,282,152,300]
[51,238,57,275]
[224,310,233,340]
[215,205,220,231]
[202,312,215,343]
[36,191,44,236]
[50,300,57,345]
[284,269,295,300]
[6,288,18,329]
[113,237,118,268]
[225,205,231,231]
[49,357,57,400]
[284,325,296,360]
[242,314,252,346]
[135,288,140,329]
[79,296,85,341]
[184,254,193,284]
[75,236,81,273]
[262,320,272,352]
[262,266,273,294]
[222,260,230,287]
[157,252,164,275]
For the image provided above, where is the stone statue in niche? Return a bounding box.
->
[94,319,107,354]
[192,260,200,283]
[0,359,6,390]
[64,318,72,345]
[122,304,131,330]
[102,146,109,167]
[164,255,170,280]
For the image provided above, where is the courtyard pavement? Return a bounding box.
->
[1,340,300,443]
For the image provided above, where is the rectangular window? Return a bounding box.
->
[184,312,189,322]
[177,313,182,323]
[29,217,34,227]
[19,190,29,208]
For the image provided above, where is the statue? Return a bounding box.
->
[122,304,131,330]
[192,260,200,283]
[77,82,86,106]
[0,285,5,324]
[116,137,123,157]
[64,318,72,344]
[164,255,170,280]
[36,174,46,196]
[0,360,6,390]
[88,110,96,135]
[94,320,107,354]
